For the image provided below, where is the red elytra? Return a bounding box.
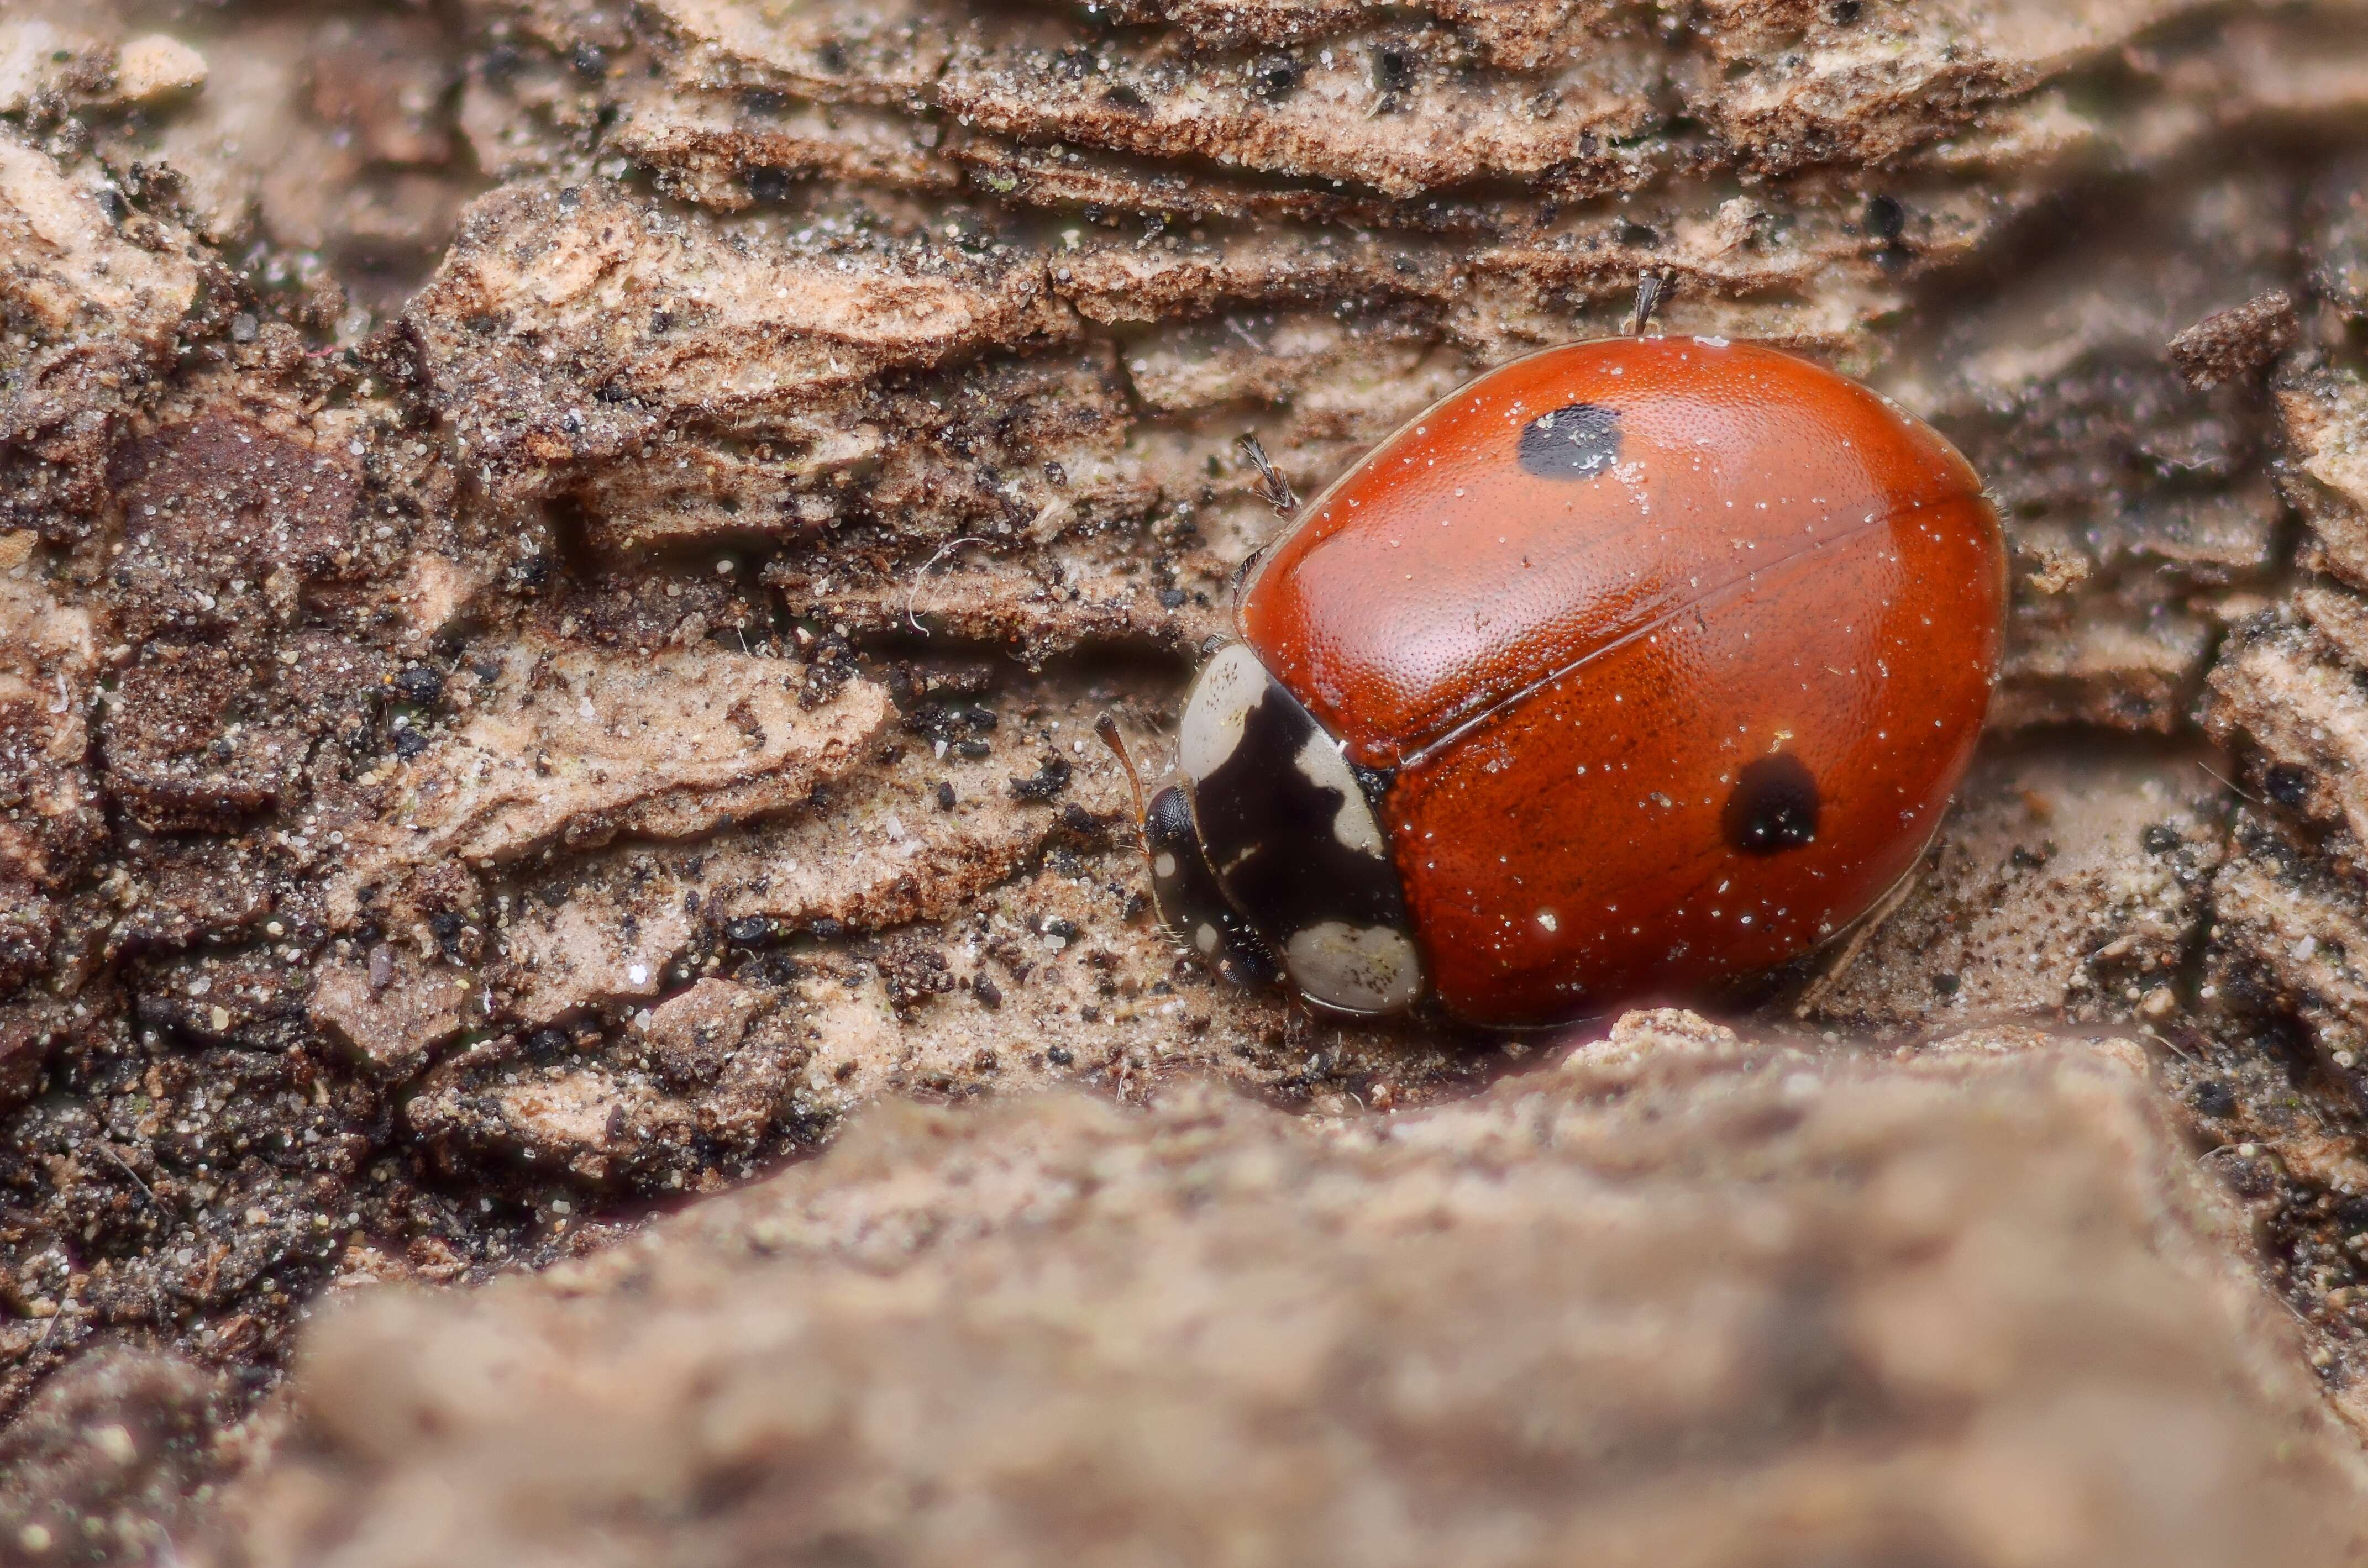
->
[1217,335,2006,1027]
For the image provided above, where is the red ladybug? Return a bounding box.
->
[1123,335,2007,1028]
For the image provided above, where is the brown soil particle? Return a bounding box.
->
[2172,288,2303,390]
[5,0,2368,1559]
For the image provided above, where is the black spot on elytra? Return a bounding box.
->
[1519,403,1621,480]
[1725,754,1820,855]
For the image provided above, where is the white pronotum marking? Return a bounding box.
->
[1154,851,1178,879]
[1284,922,1424,1015]
[1178,642,1267,786]
[1292,735,1386,858]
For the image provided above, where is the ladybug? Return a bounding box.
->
[1117,335,2007,1028]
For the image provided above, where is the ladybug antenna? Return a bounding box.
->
[1093,712,1148,826]
[1235,434,1298,517]
[1629,272,1669,336]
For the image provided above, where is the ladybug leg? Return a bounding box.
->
[1627,270,1670,335]
[1226,435,1296,607]
[1282,996,1312,1054]
[1233,433,1298,515]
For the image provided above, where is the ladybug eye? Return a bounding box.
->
[1518,403,1621,479]
[1724,754,1821,855]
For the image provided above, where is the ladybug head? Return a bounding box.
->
[1142,642,1425,1015]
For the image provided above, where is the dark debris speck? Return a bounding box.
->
[393,664,445,706]
[1009,755,1074,802]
